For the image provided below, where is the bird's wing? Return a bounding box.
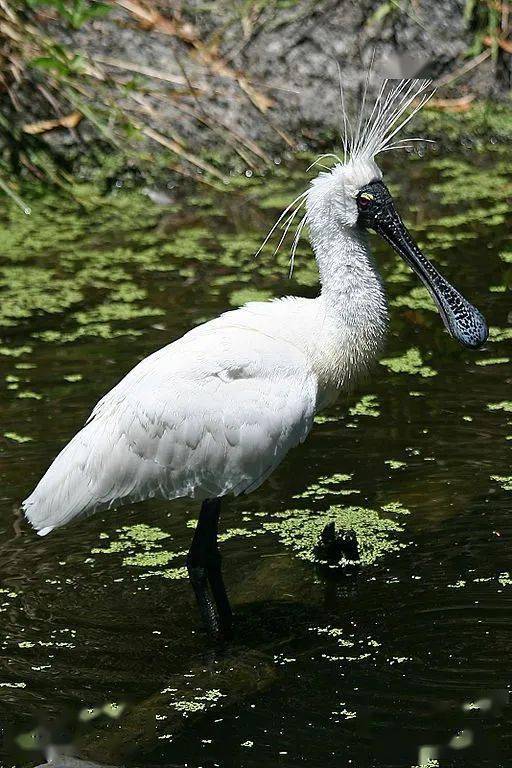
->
[23,326,317,534]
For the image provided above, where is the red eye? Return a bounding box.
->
[358,195,371,208]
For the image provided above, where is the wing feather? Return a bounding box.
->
[23,325,317,534]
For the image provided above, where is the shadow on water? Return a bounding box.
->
[0,137,511,767]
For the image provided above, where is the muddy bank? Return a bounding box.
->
[2,0,510,187]
[63,0,477,146]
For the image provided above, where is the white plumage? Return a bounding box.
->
[23,279,385,534]
[23,78,442,537]
[24,302,320,533]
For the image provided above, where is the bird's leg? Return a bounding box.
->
[186,498,232,639]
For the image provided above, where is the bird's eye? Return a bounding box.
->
[357,192,374,209]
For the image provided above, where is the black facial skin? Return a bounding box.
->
[356,180,488,349]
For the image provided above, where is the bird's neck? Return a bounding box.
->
[307,216,389,397]
[309,218,383,313]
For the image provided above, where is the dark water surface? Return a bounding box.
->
[0,145,511,768]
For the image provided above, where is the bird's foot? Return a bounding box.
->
[313,521,360,565]
[187,561,233,642]
[187,498,232,641]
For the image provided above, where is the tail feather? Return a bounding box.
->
[22,416,136,534]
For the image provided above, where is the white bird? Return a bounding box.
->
[23,77,487,637]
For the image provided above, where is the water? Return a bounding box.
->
[0,143,511,768]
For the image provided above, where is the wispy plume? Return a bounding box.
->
[343,75,435,161]
[256,69,435,272]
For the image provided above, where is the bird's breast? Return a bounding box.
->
[309,295,389,408]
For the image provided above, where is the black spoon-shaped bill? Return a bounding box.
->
[357,181,488,349]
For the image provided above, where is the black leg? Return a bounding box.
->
[186,498,232,638]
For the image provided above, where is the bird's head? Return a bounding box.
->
[354,173,488,349]
[263,77,488,350]
[307,156,383,228]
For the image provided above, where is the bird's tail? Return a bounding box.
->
[22,415,138,535]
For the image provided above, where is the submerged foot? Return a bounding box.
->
[187,498,232,641]
[187,561,232,641]
[314,521,360,565]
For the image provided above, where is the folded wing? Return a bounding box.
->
[23,325,317,534]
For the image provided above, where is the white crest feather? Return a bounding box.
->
[256,72,435,270]
[348,76,435,160]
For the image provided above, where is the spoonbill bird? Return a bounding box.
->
[23,78,488,638]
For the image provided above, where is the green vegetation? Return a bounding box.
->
[464,0,507,62]
[391,286,436,312]
[0,0,511,213]
[91,523,188,578]
[0,0,279,202]
[385,460,407,470]
[348,394,380,418]
[380,348,437,378]
[293,473,359,501]
[488,401,512,413]
[26,0,112,30]
[418,102,512,147]
[490,327,512,342]
[491,475,512,491]
[3,431,33,443]
[263,505,408,566]
[476,357,510,366]
[1,86,512,765]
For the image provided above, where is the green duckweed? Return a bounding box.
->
[3,432,33,443]
[92,523,188,576]
[380,348,437,378]
[391,286,436,312]
[263,505,407,566]
[348,394,380,417]
[488,401,512,413]
[385,460,407,470]
[380,501,410,515]
[476,358,510,366]
[293,473,358,500]
[229,288,273,306]
[489,327,512,342]
[490,475,512,491]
